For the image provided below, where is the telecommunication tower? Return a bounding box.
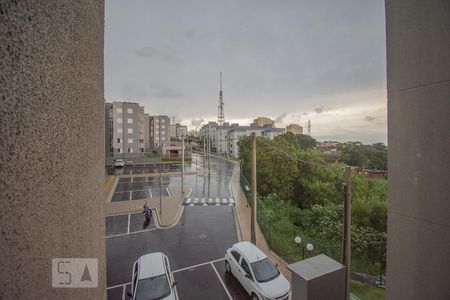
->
[217,72,225,125]
[307,120,311,136]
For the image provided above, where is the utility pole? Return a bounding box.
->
[181,133,185,195]
[208,136,211,173]
[203,135,206,175]
[342,166,352,300]
[251,133,257,244]
[159,147,162,216]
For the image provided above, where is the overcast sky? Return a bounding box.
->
[105,0,387,143]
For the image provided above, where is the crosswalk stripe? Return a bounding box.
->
[222,198,228,204]
[201,198,206,204]
[186,198,191,204]
[215,198,220,204]
[194,198,199,204]
[189,204,194,207]
[208,198,213,203]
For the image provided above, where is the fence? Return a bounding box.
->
[239,171,386,286]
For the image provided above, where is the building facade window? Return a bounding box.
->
[117,148,121,153]
[127,108,133,114]
[117,128,123,134]
[127,118,133,124]
[117,108,122,114]
[127,128,133,134]
[128,138,133,143]
[117,138,121,143]
[128,148,134,153]
[117,118,123,124]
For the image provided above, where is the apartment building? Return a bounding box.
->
[200,121,285,158]
[175,123,188,140]
[253,117,275,128]
[105,101,145,157]
[149,115,170,149]
[286,123,303,135]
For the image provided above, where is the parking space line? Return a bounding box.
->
[129,191,132,201]
[211,262,233,300]
[122,285,126,300]
[127,213,130,234]
[106,227,158,239]
[149,189,152,199]
[107,281,131,290]
[172,258,225,274]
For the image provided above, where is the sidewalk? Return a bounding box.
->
[105,186,185,227]
[230,163,292,282]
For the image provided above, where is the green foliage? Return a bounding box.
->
[238,135,388,279]
[339,142,387,170]
[275,132,317,149]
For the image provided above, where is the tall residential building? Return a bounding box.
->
[200,122,285,157]
[175,123,188,140]
[149,115,170,149]
[106,102,145,157]
[253,117,275,128]
[144,114,150,152]
[286,124,303,135]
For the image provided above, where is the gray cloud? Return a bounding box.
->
[365,115,376,123]
[314,106,325,114]
[134,46,182,64]
[191,118,204,128]
[275,112,288,124]
[148,83,184,99]
[106,0,386,142]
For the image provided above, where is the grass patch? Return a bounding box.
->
[145,152,155,158]
[162,157,192,162]
[350,281,385,300]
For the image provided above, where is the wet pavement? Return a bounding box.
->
[106,162,194,176]
[106,155,251,299]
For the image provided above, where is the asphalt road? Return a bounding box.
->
[106,155,252,299]
[106,206,251,300]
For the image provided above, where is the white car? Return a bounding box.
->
[225,241,291,300]
[127,252,178,300]
[114,159,124,168]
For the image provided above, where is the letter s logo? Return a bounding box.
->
[57,261,72,285]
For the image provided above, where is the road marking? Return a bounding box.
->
[149,189,152,199]
[186,198,192,204]
[129,191,132,201]
[172,258,225,274]
[106,227,158,239]
[194,198,199,204]
[122,285,126,300]
[222,198,228,204]
[208,198,213,203]
[127,213,130,234]
[202,203,208,206]
[189,204,194,207]
[211,262,233,300]
[200,198,205,204]
[106,281,131,290]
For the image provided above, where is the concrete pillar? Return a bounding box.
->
[385,1,450,299]
[0,1,105,299]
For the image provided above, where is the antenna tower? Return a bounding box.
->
[217,72,225,125]
[307,120,311,136]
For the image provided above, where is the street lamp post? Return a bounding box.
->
[295,236,314,260]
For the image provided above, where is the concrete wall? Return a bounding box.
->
[386,1,450,299]
[0,1,106,299]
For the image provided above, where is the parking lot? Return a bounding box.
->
[106,206,251,300]
[106,162,194,176]
[111,176,171,202]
